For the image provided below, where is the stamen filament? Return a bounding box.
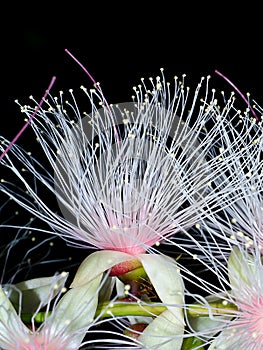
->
[0,76,56,162]
[215,69,258,120]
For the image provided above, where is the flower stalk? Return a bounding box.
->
[20,299,238,323]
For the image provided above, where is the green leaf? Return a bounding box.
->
[182,336,205,350]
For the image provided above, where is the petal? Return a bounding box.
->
[137,254,185,349]
[188,293,232,337]
[138,309,184,350]
[0,286,28,349]
[189,316,227,336]
[5,272,68,313]
[228,246,257,292]
[208,328,241,349]
[138,254,185,314]
[98,275,116,303]
[45,274,103,349]
[71,250,133,287]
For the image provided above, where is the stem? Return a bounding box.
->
[187,301,238,318]
[20,301,238,324]
[20,311,48,324]
[215,69,259,121]
[95,301,238,318]
[95,301,167,318]
[0,76,56,162]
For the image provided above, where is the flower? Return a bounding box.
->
[0,70,245,255]
[71,250,185,349]
[0,59,255,348]
[192,245,263,350]
[0,270,104,350]
[171,207,263,349]
[143,81,263,349]
[187,105,263,265]
[172,109,263,348]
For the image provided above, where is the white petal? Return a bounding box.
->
[5,272,68,313]
[138,309,184,350]
[138,254,185,314]
[45,274,102,349]
[189,316,227,336]
[208,328,242,349]
[188,293,232,337]
[71,250,133,287]
[98,275,116,302]
[0,286,28,349]
[137,254,185,349]
[228,246,257,293]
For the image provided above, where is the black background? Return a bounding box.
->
[1,3,263,284]
[2,4,263,135]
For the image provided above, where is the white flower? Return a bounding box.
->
[0,70,245,256]
[159,99,263,348]
[172,101,263,266]
[0,271,103,350]
[1,57,259,349]
[208,246,263,349]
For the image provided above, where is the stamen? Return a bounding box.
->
[0,76,56,162]
[215,69,259,121]
[65,49,97,86]
[64,49,121,149]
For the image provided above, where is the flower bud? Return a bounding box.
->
[109,259,143,276]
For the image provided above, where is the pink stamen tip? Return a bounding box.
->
[65,49,97,86]
[65,48,121,145]
[0,76,56,162]
[215,69,259,121]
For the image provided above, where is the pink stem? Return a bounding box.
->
[215,70,258,121]
[0,76,56,162]
[65,48,121,146]
[65,49,96,85]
